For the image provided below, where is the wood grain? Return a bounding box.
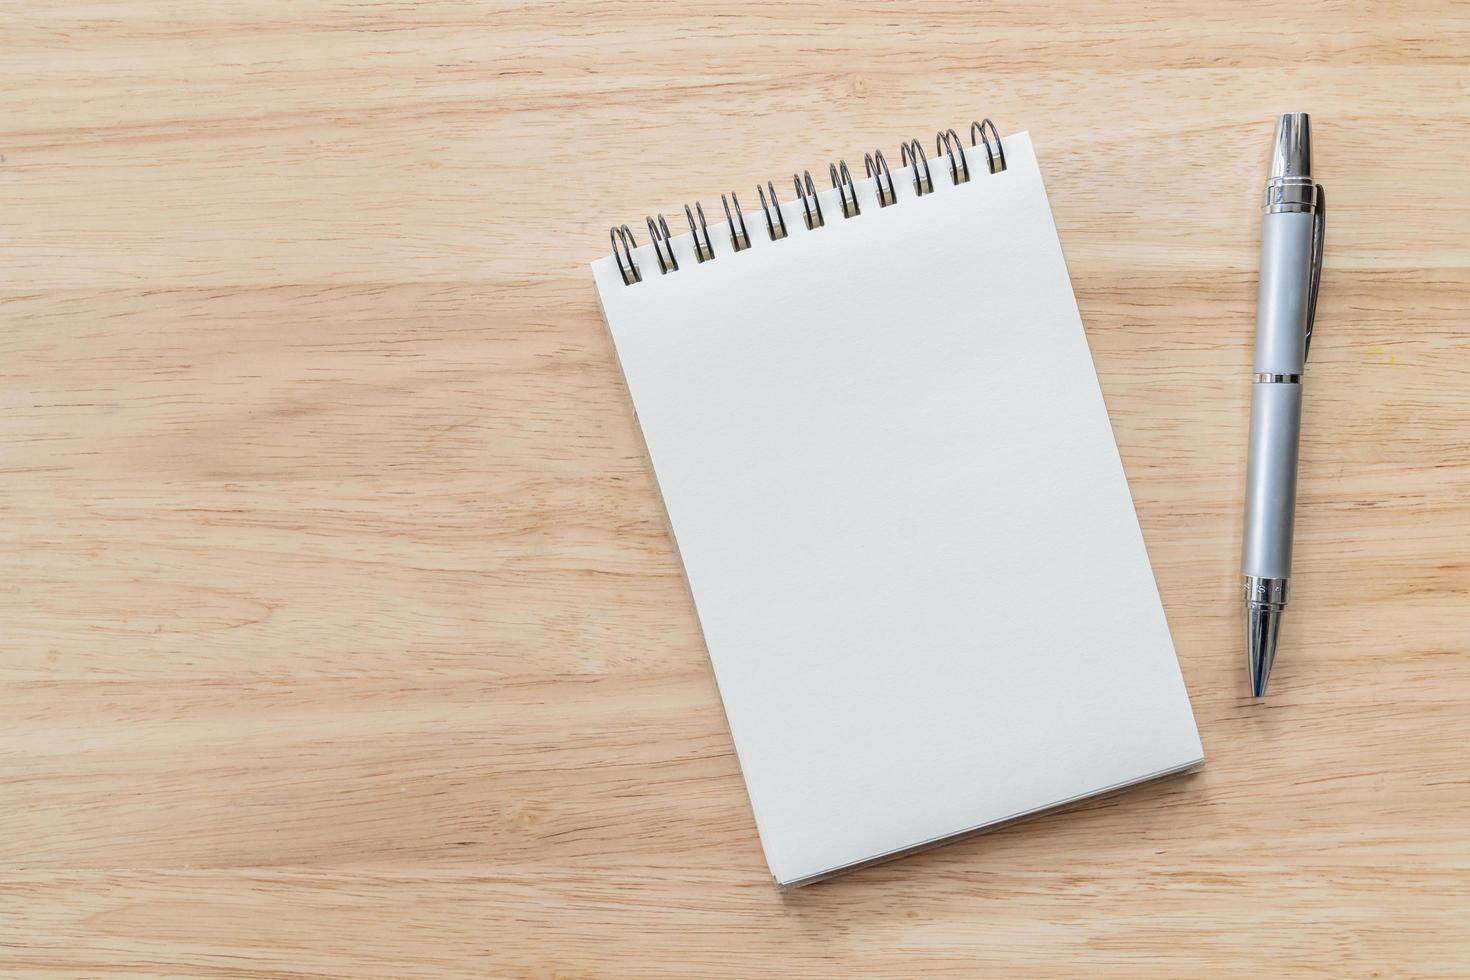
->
[4,1,1469,975]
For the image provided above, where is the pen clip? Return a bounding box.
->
[1303,184,1325,361]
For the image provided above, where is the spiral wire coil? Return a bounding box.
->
[865,150,896,207]
[829,161,860,218]
[609,118,1006,284]
[685,203,714,262]
[758,182,789,241]
[794,170,824,230]
[899,139,934,197]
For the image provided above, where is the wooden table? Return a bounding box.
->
[5,2,1469,975]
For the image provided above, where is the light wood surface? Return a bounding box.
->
[4,2,1469,976]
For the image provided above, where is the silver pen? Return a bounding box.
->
[1242,112,1325,697]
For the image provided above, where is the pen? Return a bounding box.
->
[1242,112,1325,697]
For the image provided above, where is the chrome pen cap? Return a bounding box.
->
[1264,113,1319,213]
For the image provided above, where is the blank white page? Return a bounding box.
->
[591,133,1202,887]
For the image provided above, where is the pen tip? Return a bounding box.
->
[1250,658,1274,699]
[1246,604,1282,698]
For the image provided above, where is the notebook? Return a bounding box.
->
[590,120,1203,887]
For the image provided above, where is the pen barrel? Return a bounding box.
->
[1254,212,1314,374]
[1242,381,1302,580]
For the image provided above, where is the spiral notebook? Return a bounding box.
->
[591,121,1202,887]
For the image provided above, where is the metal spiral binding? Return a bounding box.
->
[646,214,678,274]
[971,118,1006,174]
[722,192,751,251]
[865,150,896,207]
[794,170,824,230]
[758,181,788,241]
[829,161,860,218]
[936,128,970,185]
[901,140,933,196]
[685,203,714,262]
[611,224,640,284]
[609,117,1007,283]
